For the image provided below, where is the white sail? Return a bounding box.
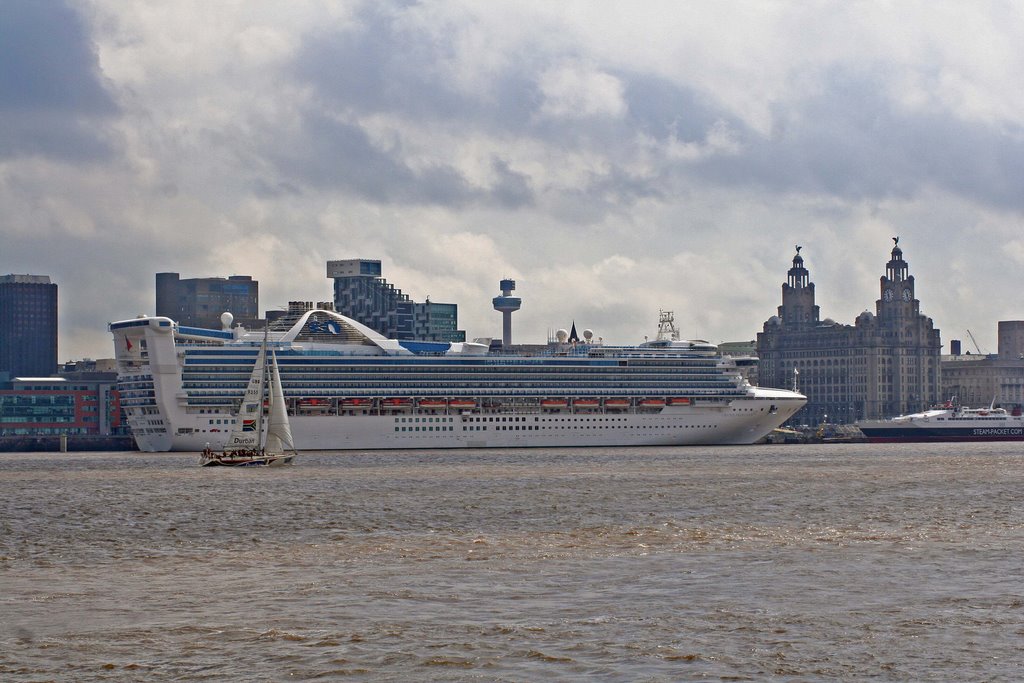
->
[223,345,265,451]
[264,351,295,455]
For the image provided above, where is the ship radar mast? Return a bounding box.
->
[656,310,680,342]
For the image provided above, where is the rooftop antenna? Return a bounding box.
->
[656,310,680,342]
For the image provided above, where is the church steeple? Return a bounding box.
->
[779,245,819,327]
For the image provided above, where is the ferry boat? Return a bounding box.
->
[109,306,806,452]
[856,401,1024,442]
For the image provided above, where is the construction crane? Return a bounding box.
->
[966,329,985,355]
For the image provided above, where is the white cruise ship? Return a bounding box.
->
[109,306,806,452]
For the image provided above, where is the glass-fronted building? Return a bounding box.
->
[327,259,465,342]
[0,274,58,379]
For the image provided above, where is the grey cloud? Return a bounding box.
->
[694,67,1024,210]
[251,178,303,199]
[287,6,1024,220]
[284,6,726,214]
[279,3,548,208]
[292,3,531,125]
[270,110,478,205]
[489,159,533,209]
[622,72,741,144]
[0,0,118,161]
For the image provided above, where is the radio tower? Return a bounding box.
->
[492,279,522,347]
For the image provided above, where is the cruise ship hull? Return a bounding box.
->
[158,395,804,451]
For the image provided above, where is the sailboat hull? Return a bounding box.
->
[200,454,294,467]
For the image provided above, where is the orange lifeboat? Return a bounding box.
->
[574,398,600,408]
[541,398,569,408]
[418,398,448,408]
[449,399,477,409]
[604,398,630,408]
[341,398,371,407]
[640,398,665,407]
[382,397,412,407]
[667,397,691,406]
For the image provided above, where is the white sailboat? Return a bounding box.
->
[200,340,296,467]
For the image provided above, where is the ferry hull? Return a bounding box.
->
[858,426,1024,443]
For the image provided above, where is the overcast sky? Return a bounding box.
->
[3,1,1023,361]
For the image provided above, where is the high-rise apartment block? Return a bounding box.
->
[0,274,58,379]
[327,259,465,342]
[155,272,259,329]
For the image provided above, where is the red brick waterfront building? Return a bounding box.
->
[0,362,125,437]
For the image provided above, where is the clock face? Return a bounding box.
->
[883,289,894,302]
[902,288,912,301]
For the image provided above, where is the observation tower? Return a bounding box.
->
[492,279,522,347]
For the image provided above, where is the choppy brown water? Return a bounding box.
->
[1,443,1022,681]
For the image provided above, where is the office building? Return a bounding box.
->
[155,272,259,329]
[0,274,58,379]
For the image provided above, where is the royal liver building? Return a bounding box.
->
[756,239,942,424]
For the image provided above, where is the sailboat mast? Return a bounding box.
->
[258,328,269,451]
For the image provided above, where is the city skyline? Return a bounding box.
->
[3,1,1023,362]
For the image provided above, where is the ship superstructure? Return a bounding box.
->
[110,307,806,452]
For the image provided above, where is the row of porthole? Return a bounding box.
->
[392,424,719,433]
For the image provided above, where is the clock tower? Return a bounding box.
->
[877,236,918,317]
[779,246,819,327]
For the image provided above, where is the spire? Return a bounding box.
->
[568,321,579,343]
